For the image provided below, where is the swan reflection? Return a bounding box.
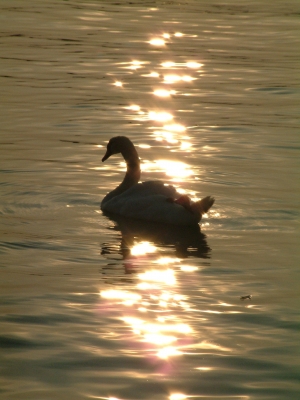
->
[101,213,211,259]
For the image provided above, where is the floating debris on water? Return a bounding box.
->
[240,295,252,300]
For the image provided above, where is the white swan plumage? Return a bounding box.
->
[101,136,215,226]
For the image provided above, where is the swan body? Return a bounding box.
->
[101,136,215,226]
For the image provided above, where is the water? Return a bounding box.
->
[1,1,299,399]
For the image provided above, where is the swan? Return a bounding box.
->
[101,136,215,226]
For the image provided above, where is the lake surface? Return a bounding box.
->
[0,1,299,399]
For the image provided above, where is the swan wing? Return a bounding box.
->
[102,192,199,225]
[124,181,179,198]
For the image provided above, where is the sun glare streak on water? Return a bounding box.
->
[149,38,166,46]
[156,160,193,180]
[148,111,174,122]
[155,257,181,265]
[1,1,299,399]
[161,61,176,68]
[143,71,160,77]
[125,104,141,111]
[138,269,176,285]
[163,124,186,133]
[169,394,187,400]
[141,159,194,182]
[163,74,196,84]
[153,89,176,97]
[130,241,157,256]
[99,237,201,364]
[186,61,203,69]
[115,43,200,159]
[153,130,178,144]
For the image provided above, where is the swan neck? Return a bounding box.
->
[101,143,140,206]
[122,147,140,186]
[121,140,140,179]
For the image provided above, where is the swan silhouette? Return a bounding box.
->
[101,136,215,226]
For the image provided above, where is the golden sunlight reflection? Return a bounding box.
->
[131,241,157,256]
[163,74,196,84]
[186,61,203,69]
[152,122,192,148]
[161,61,176,68]
[180,141,192,151]
[194,340,231,352]
[156,160,193,179]
[174,32,184,37]
[113,81,123,87]
[182,75,196,82]
[155,257,181,264]
[89,397,119,400]
[126,104,141,111]
[153,89,176,97]
[100,290,141,306]
[127,60,144,70]
[99,230,211,362]
[148,111,173,122]
[143,71,160,78]
[149,38,165,46]
[122,314,192,355]
[138,269,176,285]
[99,249,199,361]
[163,74,181,84]
[137,143,151,149]
[144,333,177,345]
[163,123,186,132]
[158,346,182,359]
[153,131,178,144]
[141,159,193,181]
[169,394,187,400]
[180,265,198,272]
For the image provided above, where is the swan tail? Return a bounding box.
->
[192,196,215,215]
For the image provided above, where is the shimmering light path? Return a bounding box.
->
[0,1,299,399]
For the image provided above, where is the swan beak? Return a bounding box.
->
[102,149,112,162]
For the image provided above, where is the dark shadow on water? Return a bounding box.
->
[101,211,212,259]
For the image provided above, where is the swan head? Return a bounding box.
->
[102,136,139,163]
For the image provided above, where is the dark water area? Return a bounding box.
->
[0,1,299,399]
